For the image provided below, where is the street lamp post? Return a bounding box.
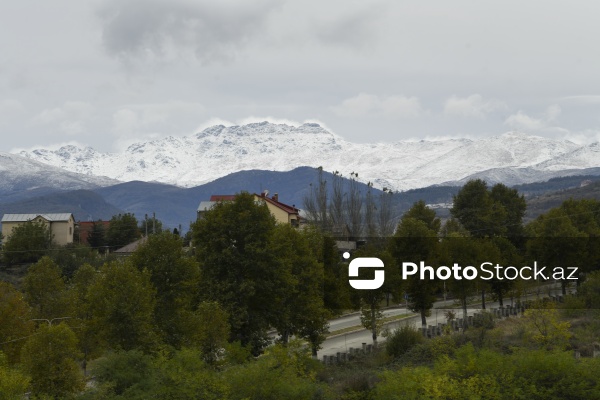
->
[31,317,71,326]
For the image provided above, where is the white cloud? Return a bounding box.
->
[332,93,424,118]
[33,101,94,135]
[0,99,25,125]
[313,4,384,48]
[504,111,545,131]
[112,109,139,135]
[562,129,600,145]
[545,104,561,122]
[112,101,205,135]
[504,105,562,132]
[443,94,506,118]
[0,99,24,113]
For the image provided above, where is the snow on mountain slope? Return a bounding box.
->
[0,152,119,203]
[15,122,599,191]
[534,142,600,171]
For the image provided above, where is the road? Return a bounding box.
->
[327,307,412,332]
[318,283,565,358]
[319,300,456,358]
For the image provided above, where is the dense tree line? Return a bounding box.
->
[0,192,352,397]
[0,181,599,397]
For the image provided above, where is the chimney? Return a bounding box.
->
[272,193,279,202]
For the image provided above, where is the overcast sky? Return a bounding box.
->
[2,0,600,153]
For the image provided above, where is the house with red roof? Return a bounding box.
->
[197,191,301,227]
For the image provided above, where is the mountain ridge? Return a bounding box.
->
[16,122,599,192]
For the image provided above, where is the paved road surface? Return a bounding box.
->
[318,284,565,358]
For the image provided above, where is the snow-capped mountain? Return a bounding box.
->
[15,122,599,191]
[0,152,119,203]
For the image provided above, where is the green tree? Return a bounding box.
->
[487,237,519,307]
[355,245,397,345]
[129,232,201,348]
[390,214,439,327]
[451,179,495,237]
[451,180,526,242]
[490,183,526,245]
[439,235,486,322]
[0,282,34,364]
[224,341,328,400]
[152,348,229,399]
[192,192,279,354]
[22,257,73,320]
[193,301,230,365]
[559,198,600,277]
[320,234,353,314]
[523,301,571,350]
[0,351,30,399]
[2,220,53,265]
[402,200,441,233]
[579,270,600,309]
[88,350,156,397]
[269,224,330,353]
[88,260,158,352]
[70,264,103,376]
[526,207,587,295]
[48,242,99,279]
[106,213,140,250]
[87,220,107,250]
[21,323,84,398]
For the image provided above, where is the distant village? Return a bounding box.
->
[0,190,304,255]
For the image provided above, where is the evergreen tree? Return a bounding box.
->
[106,213,140,250]
[87,219,107,249]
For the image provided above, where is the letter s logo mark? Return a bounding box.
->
[349,257,385,290]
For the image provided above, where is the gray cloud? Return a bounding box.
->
[313,4,385,48]
[98,0,280,64]
[3,1,600,152]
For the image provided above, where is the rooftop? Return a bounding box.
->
[1,213,74,222]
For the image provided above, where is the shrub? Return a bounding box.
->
[472,311,495,329]
[386,325,425,358]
